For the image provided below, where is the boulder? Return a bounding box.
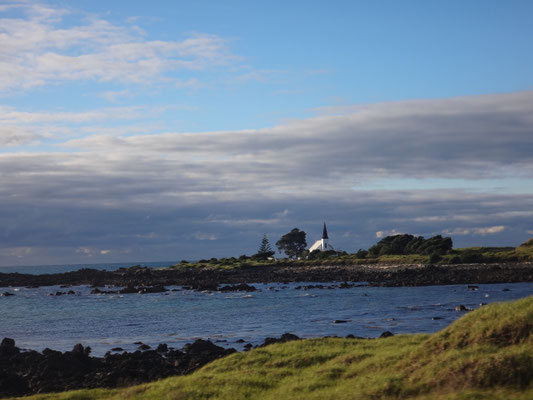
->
[260,333,300,347]
[218,283,257,292]
[156,343,168,353]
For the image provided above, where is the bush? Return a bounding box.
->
[428,253,442,264]
[307,250,338,260]
[448,255,462,264]
[355,249,368,259]
[461,251,484,263]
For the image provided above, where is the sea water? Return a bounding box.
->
[1,268,532,356]
[0,261,177,275]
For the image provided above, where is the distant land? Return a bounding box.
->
[1,237,532,290]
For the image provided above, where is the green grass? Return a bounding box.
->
[9,296,533,400]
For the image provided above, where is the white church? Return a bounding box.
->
[309,223,334,253]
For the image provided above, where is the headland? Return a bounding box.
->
[1,262,533,291]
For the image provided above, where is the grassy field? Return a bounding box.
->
[10,296,533,400]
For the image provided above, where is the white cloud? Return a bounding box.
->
[376,229,403,239]
[0,105,144,125]
[473,226,506,235]
[206,209,291,226]
[99,90,131,103]
[195,233,217,241]
[442,228,472,236]
[443,226,506,236]
[76,247,92,256]
[0,3,237,91]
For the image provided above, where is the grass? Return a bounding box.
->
[9,296,533,400]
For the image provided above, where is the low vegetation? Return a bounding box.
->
[11,296,533,400]
[166,236,533,271]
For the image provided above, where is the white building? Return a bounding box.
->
[309,223,334,253]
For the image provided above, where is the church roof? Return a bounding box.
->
[322,222,328,239]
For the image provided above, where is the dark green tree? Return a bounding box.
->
[253,234,275,260]
[276,228,307,258]
[368,234,453,256]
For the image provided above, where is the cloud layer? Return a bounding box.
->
[1,90,533,265]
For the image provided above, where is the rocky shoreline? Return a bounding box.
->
[1,263,533,291]
[0,337,236,397]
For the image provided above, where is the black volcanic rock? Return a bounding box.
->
[1,262,533,291]
[0,338,236,397]
[218,283,257,292]
[260,333,300,347]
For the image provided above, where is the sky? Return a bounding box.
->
[1,0,533,267]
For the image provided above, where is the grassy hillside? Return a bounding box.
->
[10,296,533,400]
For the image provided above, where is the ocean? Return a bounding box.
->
[1,263,532,356]
[0,261,177,275]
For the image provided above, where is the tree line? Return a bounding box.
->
[253,229,453,260]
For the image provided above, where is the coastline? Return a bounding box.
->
[1,262,533,290]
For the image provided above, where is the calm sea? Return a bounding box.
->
[1,264,532,356]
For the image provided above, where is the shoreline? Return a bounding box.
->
[1,262,533,290]
[0,336,237,397]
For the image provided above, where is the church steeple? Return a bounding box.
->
[309,222,334,253]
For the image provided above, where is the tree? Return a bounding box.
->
[276,228,307,259]
[253,234,275,260]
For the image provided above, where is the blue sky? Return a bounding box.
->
[1,0,533,266]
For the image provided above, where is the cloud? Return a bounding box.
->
[2,91,533,206]
[443,226,506,236]
[0,3,237,92]
[0,125,40,146]
[195,233,217,241]
[76,247,92,256]
[0,105,145,125]
[0,105,171,144]
[474,226,506,235]
[376,229,403,239]
[99,90,131,103]
[1,246,33,259]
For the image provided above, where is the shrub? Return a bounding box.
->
[428,253,442,264]
[368,234,453,256]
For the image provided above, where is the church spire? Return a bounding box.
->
[322,222,328,239]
